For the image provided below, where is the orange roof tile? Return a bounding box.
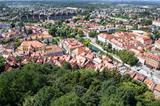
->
[143,52,160,61]
[144,78,155,90]
[154,84,160,92]
[133,73,146,82]
[97,33,113,40]
[45,45,63,53]
[21,41,45,48]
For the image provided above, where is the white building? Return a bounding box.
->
[153,20,160,27]
[97,33,113,44]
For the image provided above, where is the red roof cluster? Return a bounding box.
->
[63,38,84,50]
[97,33,113,40]
[143,52,160,61]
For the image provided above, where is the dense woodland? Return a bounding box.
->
[0,63,160,106]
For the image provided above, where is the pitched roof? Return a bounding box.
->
[126,71,137,78]
[72,47,91,56]
[21,41,45,48]
[133,73,146,82]
[62,38,84,50]
[154,84,160,92]
[144,78,155,90]
[45,45,63,53]
[97,33,113,40]
[143,52,160,61]
[31,34,52,39]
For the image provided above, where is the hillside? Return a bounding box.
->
[0,63,160,106]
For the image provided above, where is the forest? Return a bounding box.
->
[0,63,160,106]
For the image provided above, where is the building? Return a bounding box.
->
[0,24,10,29]
[143,52,160,69]
[17,41,45,53]
[136,36,152,45]
[2,30,21,39]
[97,33,112,43]
[30,33,53,43]
[45,45,63,56]
[71,47,92,57]
[98,28,116,33]
[144,78,155,91]
[155,39,160,49]
[132,30,145,35]
[0,45,5,55]
[153,84,160,98]
[110,38,124,50]
[133,73,146,82]
[152,20,160,27]
[59,38,84,54]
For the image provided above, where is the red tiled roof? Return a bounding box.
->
[154,84,160,92]
[143,52,160,61]
[143,36,151,41]
[21,41,45,48]
[46,45,63,53]
[126,71,137,78]
[144,78,155,90]
[133,73,146,82]
[97,33,113,40]
[63,38,84,50]
[72,47,91,56]
[31,33,52,39]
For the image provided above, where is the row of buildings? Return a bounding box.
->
[1,22,160,98]
[127,70,160,99]
[97,32,160,69]
[4,38,116,72]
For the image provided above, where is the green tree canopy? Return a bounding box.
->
[0,56,6,72]
[117,50,138,66]
[89,30,97,38]
[0,63,159,106]
[26,29,33,35]
[49,26,57,36]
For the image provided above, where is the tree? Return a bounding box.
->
[0,63,159,106]
[16,56,22,62]
[84,14,90,21]
[23,86,63,106]
[143,19,152,26]
[49,26,57,36]
[82,80,101,106]
[153,31,160,39]
[27,29,33,35]
[18,22,24,32]
[0,63,50,106]
[13,40,21,50]
[83,39,91,46]
[77,30,84,37]
[117,50,138,66]
[51,92,84,106]
[99,19,107,25]
[63,62,72,70]
[89,30,97,38]
[10,22,15,28]
[75,85,87,97]
[0,56,5,72]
